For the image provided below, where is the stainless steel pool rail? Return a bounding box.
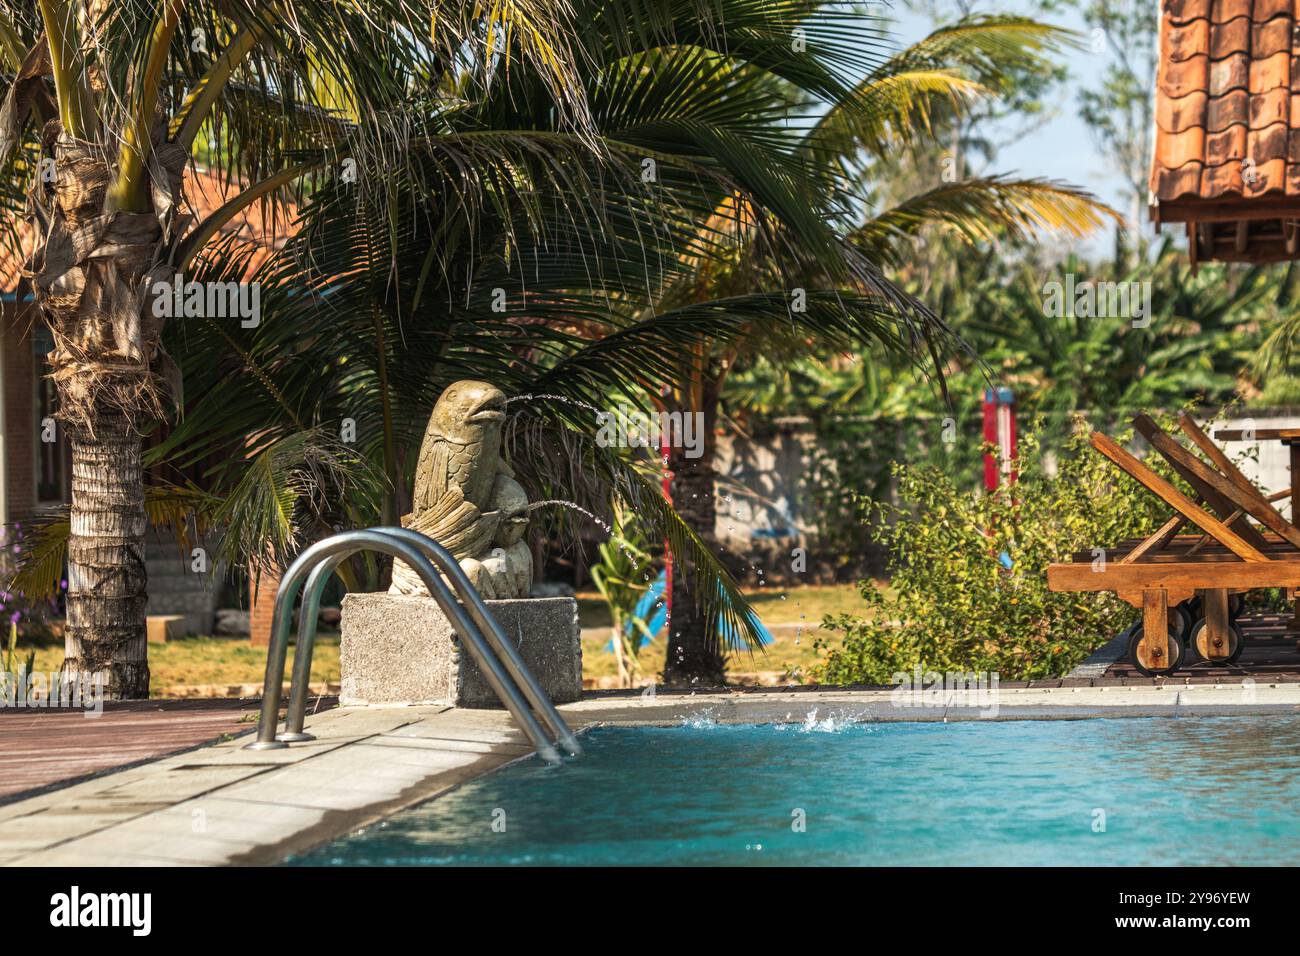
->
[280,526,581,756]
[245,528,578,764]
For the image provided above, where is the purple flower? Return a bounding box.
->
[9,612,20,624]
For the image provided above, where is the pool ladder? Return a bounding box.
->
[245,526,582,764]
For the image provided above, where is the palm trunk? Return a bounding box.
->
[63,412,149,697]
[32,136,181,700]
[663,373,725,686]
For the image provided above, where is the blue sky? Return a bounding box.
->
[892,1,1137,258]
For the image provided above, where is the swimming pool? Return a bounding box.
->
[289,714,1300,866]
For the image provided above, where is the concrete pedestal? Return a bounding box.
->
[339,594,582,708]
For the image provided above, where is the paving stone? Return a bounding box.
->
[369,734,531,756]
[0,810,140,852]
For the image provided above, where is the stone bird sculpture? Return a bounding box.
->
[390,380,533,598]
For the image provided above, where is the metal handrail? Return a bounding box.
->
[276,554,347,744]
[282,526,581,756]
[245,529,562,764]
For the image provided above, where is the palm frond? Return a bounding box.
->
[854,176,1122,267]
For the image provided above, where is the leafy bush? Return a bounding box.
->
[812,423,1174,684]
[0,523,63,638]
[588,510,660,685]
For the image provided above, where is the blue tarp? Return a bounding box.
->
[606,571,771,649]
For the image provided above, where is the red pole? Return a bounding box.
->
[982,388,999,491]
[982,387,1017,490]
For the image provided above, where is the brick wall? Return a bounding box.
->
[248,562,282,647]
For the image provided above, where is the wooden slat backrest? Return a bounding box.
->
[1089,431,1268,562]
[1132,415,1277,550]
[1161,414,1300,549]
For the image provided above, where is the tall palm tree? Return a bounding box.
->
[655,13,1121,681]
[0,0,590,696]
[142,0,963,681]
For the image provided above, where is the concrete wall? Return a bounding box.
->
[1198,409,1300,508]
[142,530,223,636]
[713,421,815,563]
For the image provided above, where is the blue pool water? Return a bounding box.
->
[289,715,1300,866]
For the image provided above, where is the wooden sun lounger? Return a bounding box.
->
[1047,418,1300,674]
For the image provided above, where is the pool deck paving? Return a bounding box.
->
[4,677,1300,867]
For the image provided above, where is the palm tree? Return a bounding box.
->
[0,0,591,696]
[4,2,1104,691]
[654,13,1120,681]
[138,0,962,680]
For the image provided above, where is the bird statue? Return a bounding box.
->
[411,380,507,513]
[389,380,533,598]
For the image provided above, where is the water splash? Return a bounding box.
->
[679,708,719,729]
[504,393,603,414]
[527,499,614,536]
[798,708,860,734]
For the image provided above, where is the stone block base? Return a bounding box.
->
[147,615,185,644]
[339,594,581,708]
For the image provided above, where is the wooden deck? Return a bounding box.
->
[0,697,262,803]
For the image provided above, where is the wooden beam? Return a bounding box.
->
[1155,196,1300,223]
[1090,431,1268,562]
[1202,589,1230,660]
[1168,415,1300,548]
[1180,412,1257,478]
[1081,532,1300,559]
[1047,557,1300,593]
[1141,589,1170,670]
[1119,514,1186,564]
[1132,415,1274,550]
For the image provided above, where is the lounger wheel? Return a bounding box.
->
[1170,603,1193,642]
[1127,623,1184,676]
[1227,593,1245,622]
[1185,619,1245,666]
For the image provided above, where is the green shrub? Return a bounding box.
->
[812,422,1175,684]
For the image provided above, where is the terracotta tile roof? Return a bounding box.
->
[0,166,299,295]
[1151,0,1300,204]
[1151,0,1300,261]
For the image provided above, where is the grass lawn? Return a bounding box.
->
[23,633,341,697]
[14,582,868,695]
[578,583,865,684]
